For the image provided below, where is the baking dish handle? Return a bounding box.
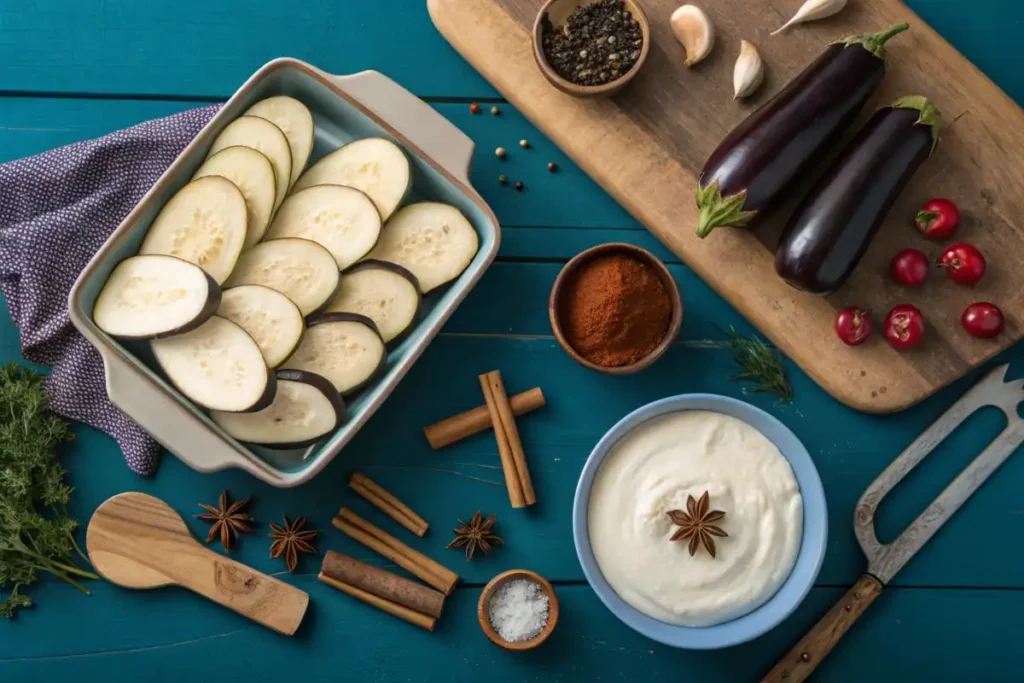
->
[102,351,282,483]
[330,70,475,185]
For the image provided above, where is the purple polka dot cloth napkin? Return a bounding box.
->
[0,105,222,475]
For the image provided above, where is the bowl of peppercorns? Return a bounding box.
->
[533,0,650,98]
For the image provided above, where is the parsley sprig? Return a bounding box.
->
[0,365,96,618]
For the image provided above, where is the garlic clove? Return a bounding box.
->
[771,0,848,35]
[670,4,715,67]
[733,40,764,99]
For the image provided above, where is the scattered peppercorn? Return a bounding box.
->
[499,175,508,185]
[470,102,480,114]
[548,162,559,172]
[491,105,501,115]
[496,147,507,159]
[541,0,643,87]
[520,139,530,149]
[515,181,524,191]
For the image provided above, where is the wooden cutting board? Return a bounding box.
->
[428,0,1024,413]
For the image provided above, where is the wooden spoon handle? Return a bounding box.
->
[761,574,883,683]
[177,548,309,635]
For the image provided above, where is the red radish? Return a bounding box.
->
[890,249,929,287]
[915,198,960,240]
[884,305,925,350]
[834,307,872,346]
[961,302,1004,338]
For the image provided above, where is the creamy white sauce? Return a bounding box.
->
[588,410,802,627]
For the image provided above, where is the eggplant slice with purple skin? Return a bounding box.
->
[93,254,222,340]
[695,23,909,238]
[325,260,421,345]
[281,312,386,396]
[151,316,276,413]
[211,369,347,449]
[775,97,941,294]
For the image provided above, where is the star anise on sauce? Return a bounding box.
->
[196,490,254,552]
[269,515,318,572]
[446,511,502,561]
[666,491,728,558]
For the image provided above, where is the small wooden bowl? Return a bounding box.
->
[478,569,559,651]
[532,0,651,98]
[549,243,683,375]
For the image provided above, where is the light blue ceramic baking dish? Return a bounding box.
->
[573,394,827,649]
[68,58,500,486]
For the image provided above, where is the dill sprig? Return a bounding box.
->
[0,365,96,618]
[720,327,793,401]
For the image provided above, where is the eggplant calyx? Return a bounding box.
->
[834,23,909,60]
[892,95,942,153]
[695,180,756,238]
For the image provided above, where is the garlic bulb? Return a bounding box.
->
[670,4,715,67]
[733,40,764,99]
[771,0,848,35]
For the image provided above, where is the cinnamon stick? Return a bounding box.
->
[479,373,526,508]
[485,371,536,506]
[423,387,546,449]
[332,508,459,595]
[318,572,436,632]
[349,472,429,537]
[321,551,444,619]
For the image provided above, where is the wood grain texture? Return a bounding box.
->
[429,0,1024,412]
[86,492,309,635]
[762,575,884,682]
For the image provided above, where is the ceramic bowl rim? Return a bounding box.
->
[572,393,828,649]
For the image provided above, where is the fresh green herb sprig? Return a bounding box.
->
[719,327,793,401]
[0,365,96,618]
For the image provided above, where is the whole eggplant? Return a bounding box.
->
[696,23,908,238]
[775,97,941,294]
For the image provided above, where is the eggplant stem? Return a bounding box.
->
[695,181,756,238]
[892,95,943,153]
[835,23,909,60]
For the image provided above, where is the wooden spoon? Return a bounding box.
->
[87,492,309,635]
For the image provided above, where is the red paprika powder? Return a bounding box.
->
[561,253,672,367]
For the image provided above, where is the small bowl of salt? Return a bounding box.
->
[478,569,559,650]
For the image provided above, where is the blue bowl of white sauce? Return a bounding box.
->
[572,394,827,649]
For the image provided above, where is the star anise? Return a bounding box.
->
[446,511,502,561]
[666,491,728,558]
[269,515,318,572]
[196,490,254,552]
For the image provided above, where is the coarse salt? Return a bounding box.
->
[487,578,550,642]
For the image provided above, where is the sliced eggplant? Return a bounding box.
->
[264,185,382,270]
[364,202,478,293]
[281,312,385,395]
[325,260,420,344]
[193,146,277,248]
[217,285,304,367]
[223,238,340,317]
[139,176,248,284]
[93,255,221,339]
[292,137,410,220]
[245,96,314,189]
[207,115,292,211]
[211,369,346,449]
[150,316,275,413]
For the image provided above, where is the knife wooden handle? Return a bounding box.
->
[761,574,883,683]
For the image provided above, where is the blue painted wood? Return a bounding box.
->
[0,1,1021,104]
[3,0,1024,679]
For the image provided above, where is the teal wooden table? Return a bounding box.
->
[2,2,1023,680]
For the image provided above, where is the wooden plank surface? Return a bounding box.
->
[2,0,1024,680]
[429,0,1024,413]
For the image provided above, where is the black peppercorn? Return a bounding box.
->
[547,162,559,172]
[515,181,524,191]
[499,175,508,184]
[541,0,644,87]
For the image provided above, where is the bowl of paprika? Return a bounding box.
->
[549,243,682,374]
